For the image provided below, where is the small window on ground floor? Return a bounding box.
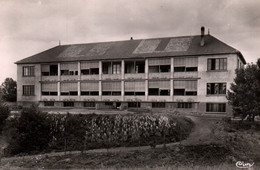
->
[206,103,226,112]
[128,102,141,108]
[63,102,74,107]
[44,101,54,106]
[61,91,78,96]
[102,91,121,96]
[177,102,192,108]
[81,91,99,96]
[125,91,145,96]
[105,102,113,106]
[83,102,95,107]
[42,91,58,96]
[152,102,166,108]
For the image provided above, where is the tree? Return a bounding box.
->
[1,78,17,102]
[227,59,260,122]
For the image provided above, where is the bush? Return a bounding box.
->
[0,103,9,133]
[4,105,51,156]
[48,114,194,151]
[3,110,194,156]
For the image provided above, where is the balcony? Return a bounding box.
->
[124,96,145,102]
[81,74,99,80]
[148,96,172,102]
[60,96,79,101]
[124,73,145,80]
[41,76,58,82]
[173,96,198,102]
[80,96,100,101]
[101,96,122,101]
[41,96,59,101]
[173,72,198,78]
[61,75,78,81]
[102,74,121,80]
[149,72,171,79]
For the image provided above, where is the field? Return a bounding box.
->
[1,115,260,169]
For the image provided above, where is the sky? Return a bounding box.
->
[1,0,260,83]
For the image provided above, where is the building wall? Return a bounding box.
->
[17,53,241,114]
[17,64,41,104]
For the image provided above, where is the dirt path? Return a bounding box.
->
[0,115,220,163]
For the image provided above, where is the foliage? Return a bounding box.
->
[48,113,193,151]
[227,59,260,121]
[0,103,9,133]
[0,78,17,102]
[4,105,51,155]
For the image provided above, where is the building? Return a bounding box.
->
[15,27,246,115]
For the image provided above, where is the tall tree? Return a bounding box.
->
[1,78,17,102]
[227,59,260,121]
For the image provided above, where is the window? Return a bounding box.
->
[102,61,121,74]
[83,102,95,107]
[102,81,121,95]
[149,58,171,73]
[149,65,170,73]
[125,60,145,73]
[42,92,58,96]
[112,62,121,74]
[207,58,227,71]
[44,101,54,106]
[60,83,78,96]
[128,102,141,108]
[42,64,58,76]
[177,102,192,108]
[23,85,34,96]
[63,102,74,107]
[206,103,226,112]
[148,80,170,96]
[102,91,121,96]
[174,57,198,72]
[81,61,99,75]
[152,102,166,108]
[174,80,197,96]
[60,63,78,76]
[207,83,226,95]
[105,102,113,106]
[23,66,34,76]
[42,83,57,96]
[81,91,99,96]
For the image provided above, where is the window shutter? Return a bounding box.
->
[61,83,78,92]
[174,81,185,88]
[102,81,121,91]
[149,58,170,65]
[61,63,78,70]
[42,83,57,91]
[41,65,50,72]
[81,82,99,91]
[149,80,170,89]
[185,81,197,91]
[81,61,99,69]
[174,58,185,66]
[186,57,198,67]
[125,81,145,91]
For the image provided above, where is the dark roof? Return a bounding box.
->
[15,34,246,64]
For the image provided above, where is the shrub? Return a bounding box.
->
[4,105,51,156]
[0,103,9,133]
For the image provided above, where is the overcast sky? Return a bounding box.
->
[1,0,260,83]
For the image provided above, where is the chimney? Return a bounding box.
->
[200,26,205,46]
